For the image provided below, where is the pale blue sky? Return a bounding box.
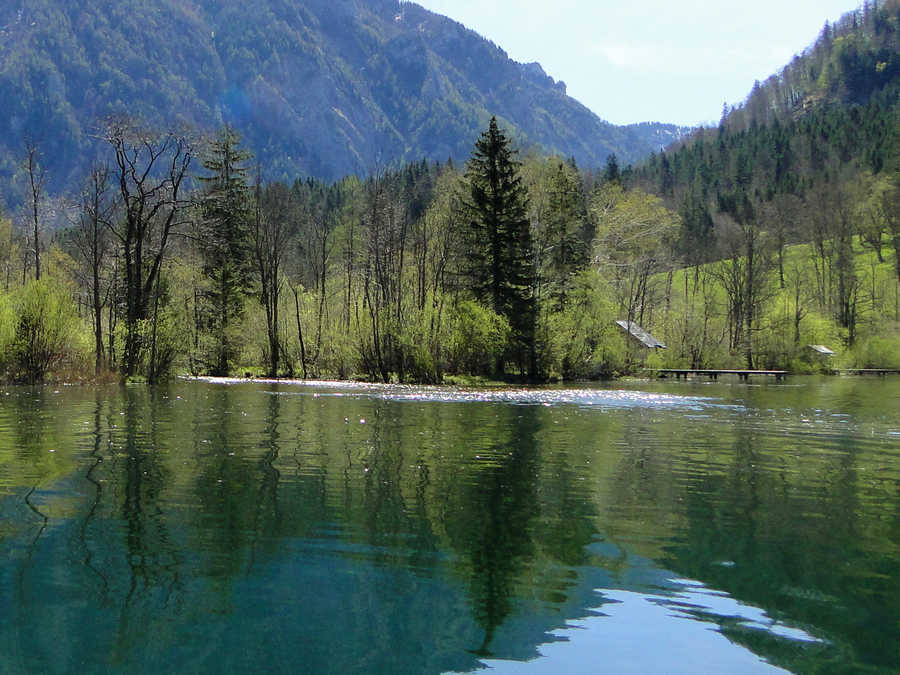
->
[411,0,860,126]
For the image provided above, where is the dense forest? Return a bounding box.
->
[1,116,605,384]
[1,1,899,385]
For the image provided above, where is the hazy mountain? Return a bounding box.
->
[0,0,688,204]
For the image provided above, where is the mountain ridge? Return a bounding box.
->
[0,0,688,205]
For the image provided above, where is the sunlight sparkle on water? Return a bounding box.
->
[193,375,729,411]
[187,375,727,412]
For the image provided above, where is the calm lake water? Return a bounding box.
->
[0,377,898,674]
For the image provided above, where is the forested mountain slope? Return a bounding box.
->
[0,0,686,203]
[631,0,900,265]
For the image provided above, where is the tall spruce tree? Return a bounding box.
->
[464,117,536,377]
[198,126,253,375]
[543,161,587,309]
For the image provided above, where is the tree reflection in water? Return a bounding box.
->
[2,379,898,673]
[115,386,183,659]
[446,405,542,656]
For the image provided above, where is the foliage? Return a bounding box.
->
[10,278,81,383]
[537,269,624,379]
[446,301,510,376]
[851,330,900,367]
[605,2,900,372]
[5,69,900,385]
[630,1,900,276]
[524,156,589,311]
[590,183,678,328]
[0,213,17,292]
[0,291,16,372]
[102,118,195,379]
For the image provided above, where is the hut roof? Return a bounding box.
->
[616,320,666,349]
[809,345,836,356]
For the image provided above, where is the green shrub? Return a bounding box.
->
[533,270,625,379]
[144,311,188,381]
[851,332,900,368]
[0,291,16,374]
[11,279,79,383]
[447,301,510,376]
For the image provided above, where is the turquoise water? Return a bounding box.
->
[1,377,898,673]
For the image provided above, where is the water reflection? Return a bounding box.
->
[0,379,898,673]
[79,394,109,601]
[445,405,542,655]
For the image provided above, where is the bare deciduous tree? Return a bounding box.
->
[24,138,46,281]
[101,118,195,377]
[68,164,116,375]
[253,173,295,377]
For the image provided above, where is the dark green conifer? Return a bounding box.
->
[198,126,254,375]
[463,117,536,377]
[603,154,621,184]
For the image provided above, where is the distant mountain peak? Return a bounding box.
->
[0,0,680,203]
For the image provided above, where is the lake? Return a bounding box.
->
[1,377,898,673]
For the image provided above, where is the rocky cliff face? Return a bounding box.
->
[0,0,686,201]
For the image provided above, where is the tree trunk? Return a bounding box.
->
[893,233,900,284]
[293,285,308,380]
[26,141,44,282]
[148,271,161,384]
[93,262,103,376]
